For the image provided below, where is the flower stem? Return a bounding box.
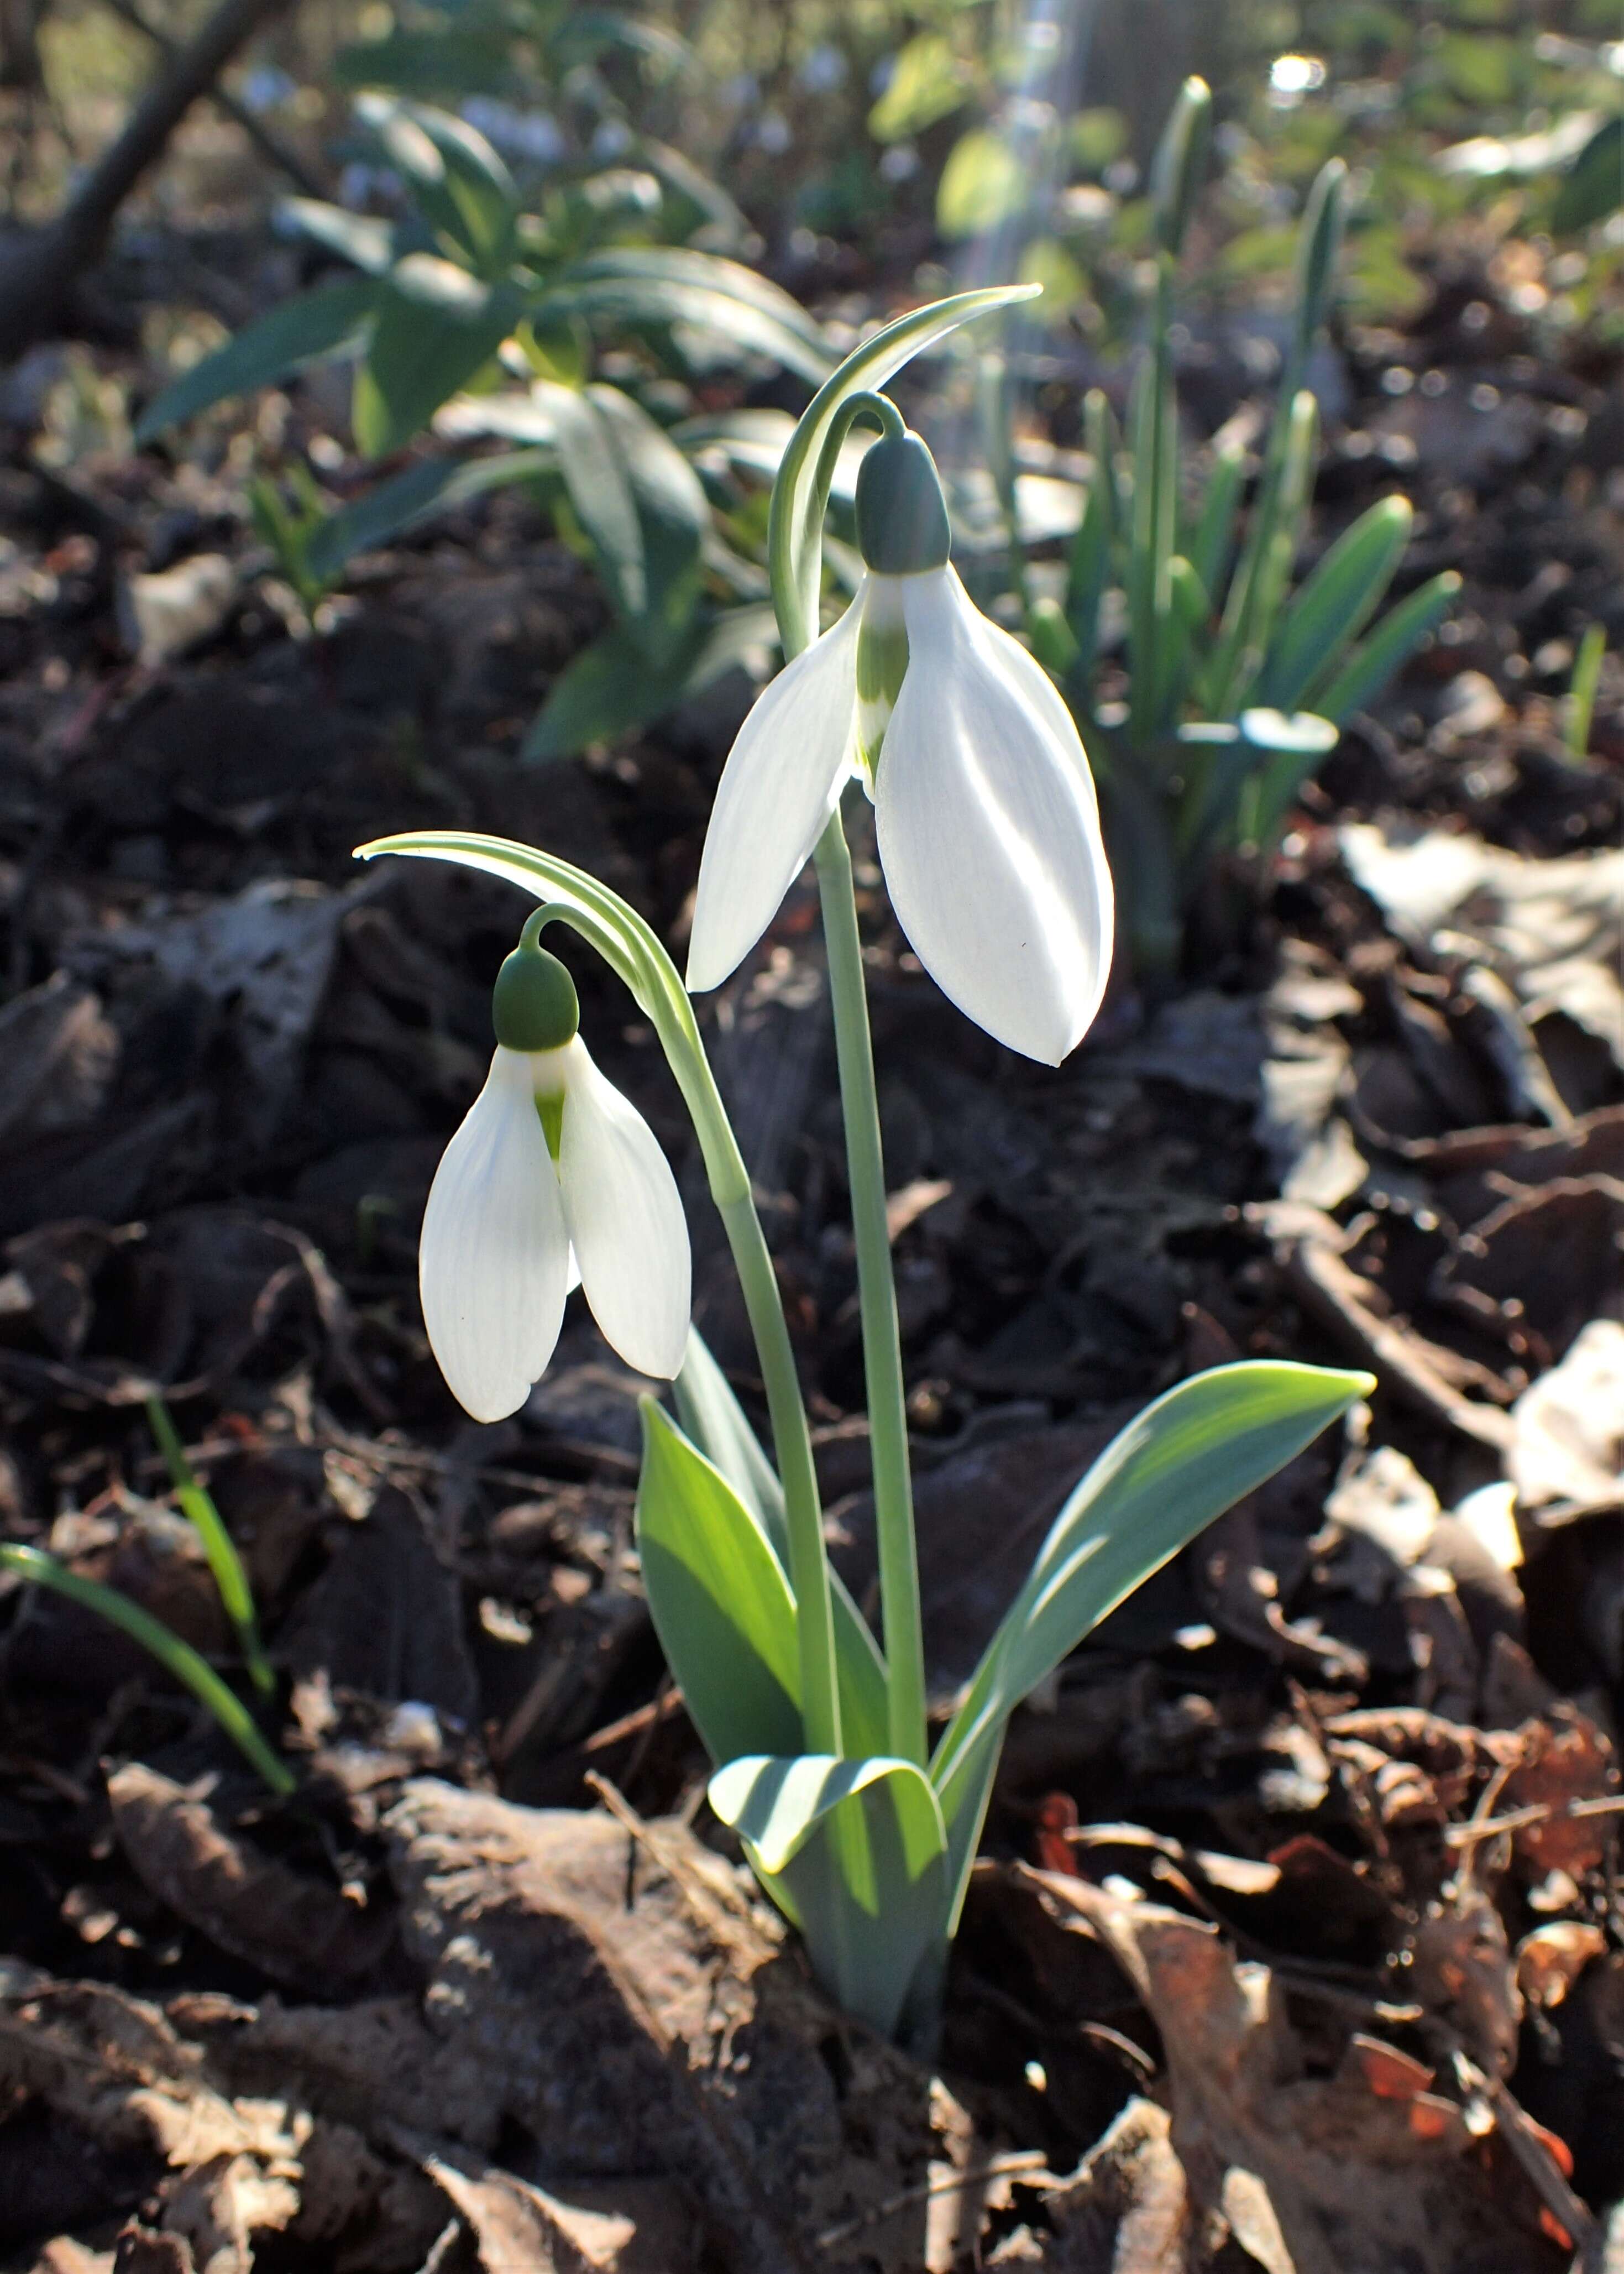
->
[813,811,927,1770]
[664,1011,842,1759]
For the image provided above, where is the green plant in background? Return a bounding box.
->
[135,68,834,759]
[248,459,343,623]
[1016,78,1459,982]
[359,286,1371,2052]
[0,1400,289,1792]
[1565,621,1607,760]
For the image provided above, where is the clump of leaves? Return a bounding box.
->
[1019,80,1458,981]
[137,76,832,760]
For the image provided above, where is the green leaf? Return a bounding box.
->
[0,1544,292,1795]
[1310,571,1461,723]
[357,94,517,276]
[523,604,774,762]
[870,33,969,142]
[931,1362,1372,1915]
[146,1396,273,1698]
[936,128,1029,240]
[135,279,378,441]
[1238,708,1342,846]
[536,381,706,650]
[1259,494,1413,714]
[771,284,1039,657]
[334,25,517,98]
[1149,75,1212,258]
[541,249,833,386]
[709,1752,949,2040]
[1288,161,1347,373]
[636,1402,803,1766]
[304,448,554,585]
[277,196,396,275]
[1553,114,1624,234]
[353,257,525,457]
[673,1331,890,1757]
[1063,388,1115,688]
[1187,430,1246,610]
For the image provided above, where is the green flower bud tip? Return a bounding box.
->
[491,938,579,1053]
[855,430,951,577]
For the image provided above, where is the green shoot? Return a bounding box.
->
[1566,622,1605,760]
[145,1397,275,1700]
[0,1544,293,1795]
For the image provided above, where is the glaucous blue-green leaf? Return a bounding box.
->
[522,604,773,761]
[1259,495,1412,714]
[931,1361,1371,1919]
[304,447,553,585]
[334,26,517,98]
[636,1402,803,1766]
[710,1752,949,2040]
[352,257,526,458]
[536,380,706,651]
[1309,572,1462,724]
[674,1330,890,1756]
[1553,115,1624,234]
[541,248,832,387]
[277,196,396,275]
[356,94,517,276]
[134,278,377,441]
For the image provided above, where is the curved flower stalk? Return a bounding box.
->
[420,922,690,1422]
[688,414,1113,1068]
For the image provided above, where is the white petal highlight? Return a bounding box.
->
[557,1041,691,1378]
[420,1047,570,1421]
[687,589,864,991]
[877,568,1114,1065]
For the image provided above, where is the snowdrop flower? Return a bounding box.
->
[421,928,690,1422]
[687,423,1113,1064]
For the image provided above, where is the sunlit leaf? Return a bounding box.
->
[352,257,525,458]
[936,129,1029,240]
[134,279,377,441]
[869,33,969,143]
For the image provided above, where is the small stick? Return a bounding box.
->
[815,2150,1050,2254]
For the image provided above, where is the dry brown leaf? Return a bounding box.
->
[108,1764,395,1994]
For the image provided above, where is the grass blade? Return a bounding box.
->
[145,1398,274,1699]
[1566,622,1606,760]
[0,1544,292,1794]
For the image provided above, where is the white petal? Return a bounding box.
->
[419,1047,569,1421]
[876,568,1114,1065]
[686,590,863,991]
[557,1041,691,1377]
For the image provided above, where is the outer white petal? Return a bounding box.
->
[557,1040,691,1378]
[876,568,1114,1065]
[420,1047,570,1421]
[687,589,863,991]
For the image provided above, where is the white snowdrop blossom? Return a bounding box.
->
[420,939,690,1421]
[687,428,1113,1065]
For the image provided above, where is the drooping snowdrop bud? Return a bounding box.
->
[420,928,691,1423]
[688,421,1114,1065]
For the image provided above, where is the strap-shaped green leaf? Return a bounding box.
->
[673,1331,890,1755]
[305,448,554,585]
[637,1402,803,1766]
[277,196,396,275]
[1309,571,1461,724]
[1259,495,1413,715]
[536,381,706,652]
[1064,388,1117,690]
[539,260,833,390]
[135,278,378,441]
[353,257,526,458]
[1187,429,1246,615]
[357,93,517,277]
[931,1362,1371,1912]
[710,1751,949,2039]
[522,605,773,762]
[767,284,1038,657]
